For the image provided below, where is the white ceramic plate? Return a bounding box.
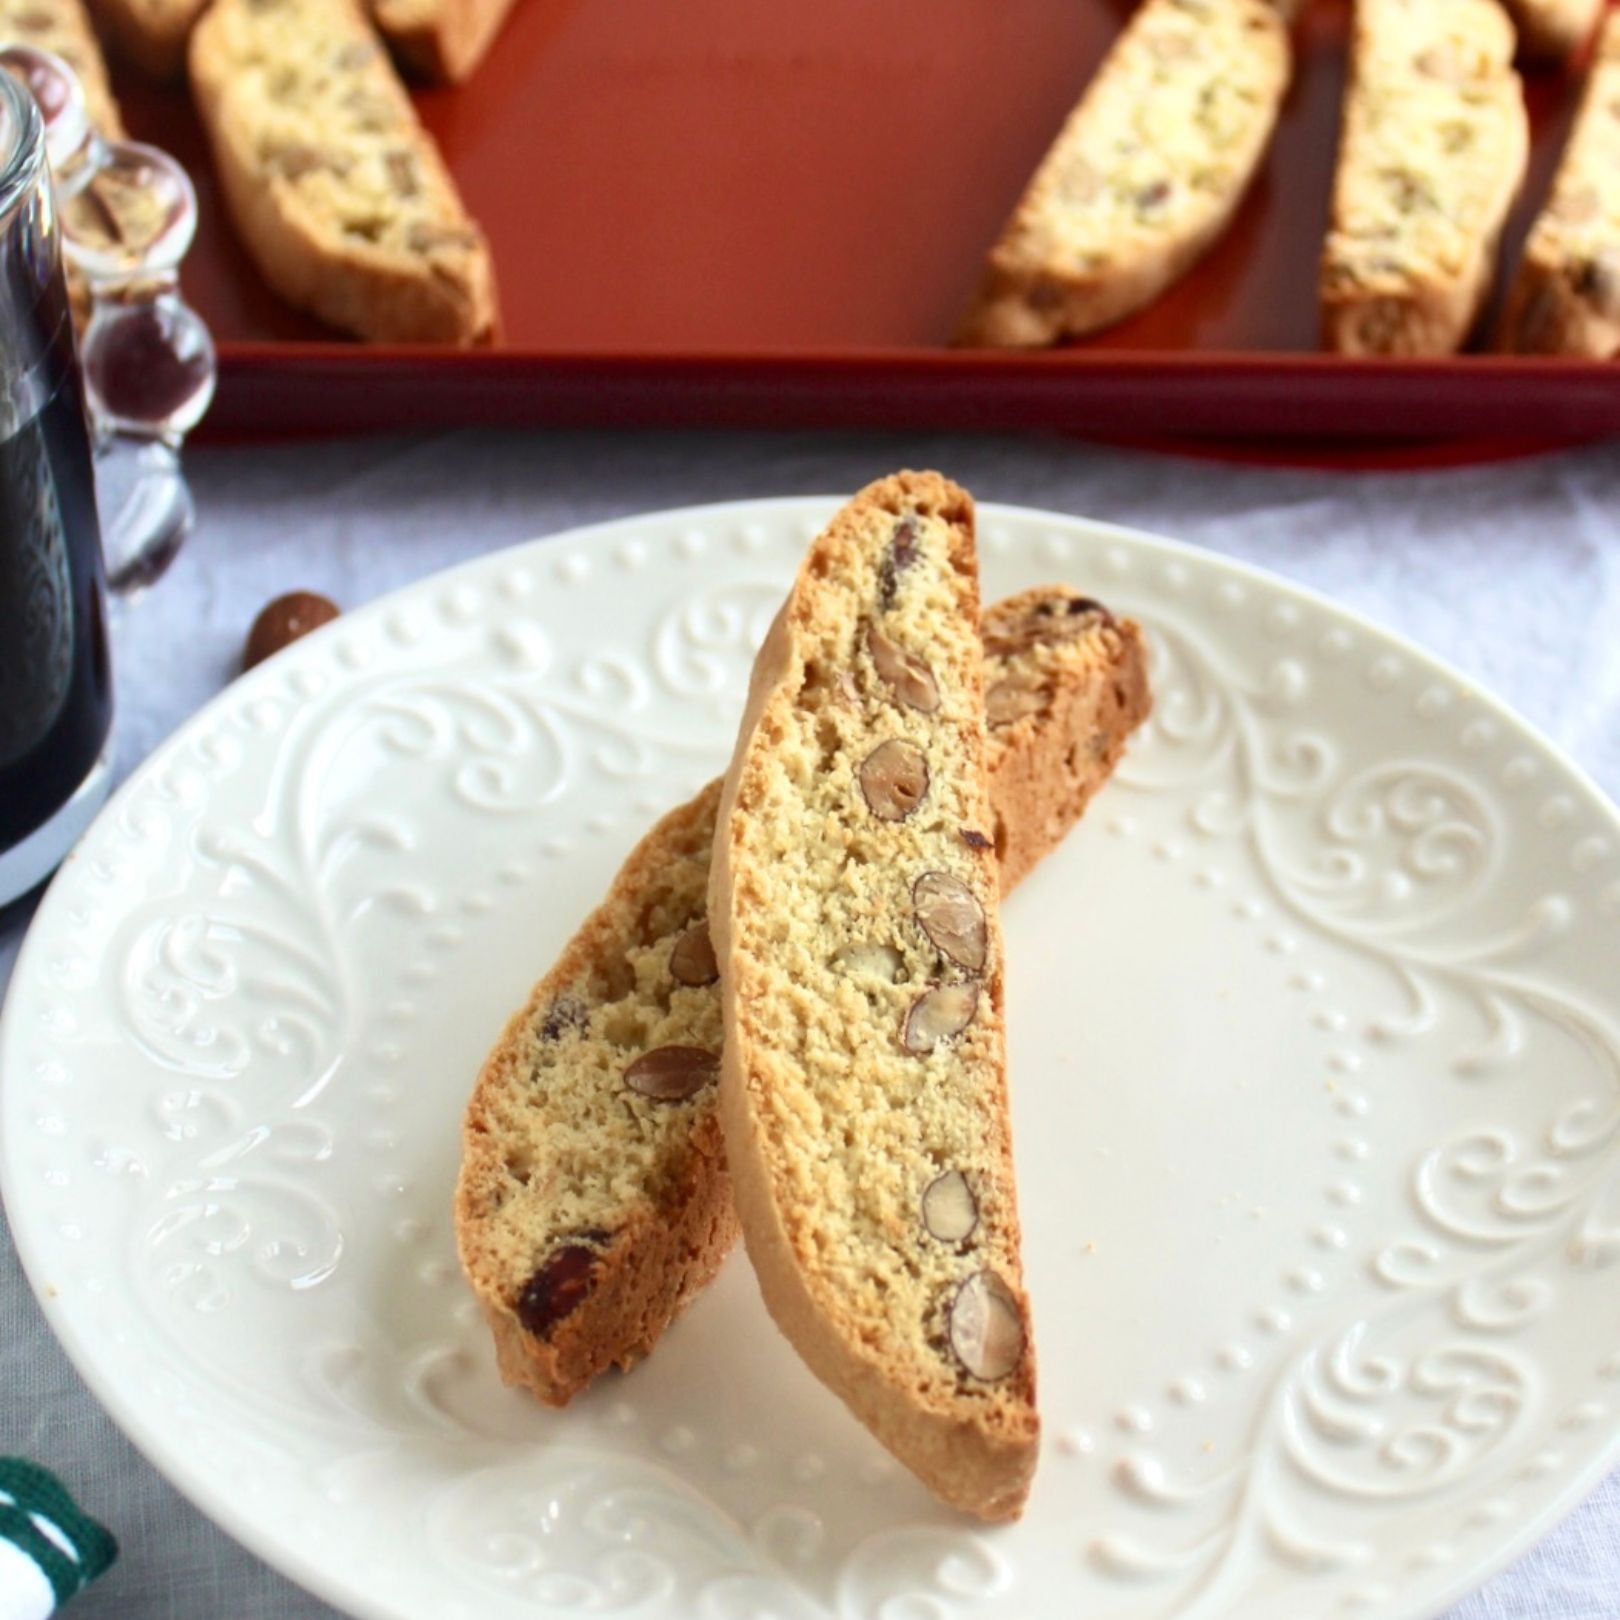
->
[6,499,1620,1620]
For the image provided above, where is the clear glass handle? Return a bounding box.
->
[0,46,216,593]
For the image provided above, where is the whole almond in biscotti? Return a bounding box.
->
[1321,0,1528,357]
[189,0,497,344]
[708,472,1036,1521]
[1500,13,1620,358]
[956,0,1291,348]
[455,581,1150,1412]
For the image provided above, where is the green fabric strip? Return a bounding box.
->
[0,1460,117,1583]
[0,1501,79,1607]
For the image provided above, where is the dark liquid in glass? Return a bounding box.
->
[0,296,112,850]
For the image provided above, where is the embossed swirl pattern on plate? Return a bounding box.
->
[5,501,1620,1620]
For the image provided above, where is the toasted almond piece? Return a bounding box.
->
[949,1269,1026,1382]
[902,982,979,1055]
[859,739,930,822]
[624,1046,719,1101]
[867,626,940,713]
[835,942,907,982]
[669,921,719,987]
[922,1169,980,1243]
[912,871,988,973]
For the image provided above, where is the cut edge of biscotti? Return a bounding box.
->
[710,472,1037,1521]
[189,0,498,345]
[956,0,1291,348]
[1499,12,1620,357]
[1320,0,1529,356]
[455,581,1150,1411]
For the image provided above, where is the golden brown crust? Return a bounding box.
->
[85,0,208,79]
[710,473,1037,1521]
[371,0,517,82]
[956,0,1290,348]
[189,0,497,344]
[1499,13,1620,358]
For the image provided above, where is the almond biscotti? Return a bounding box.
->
[1503,0,1604,60]
[0,0,123,137]
[710,473,1035,1520]
[1500,12,1620,357]
[956,0,1290,348]
[86,0,208,79]
[456,585,1149,1410]
[189,0,497,344]
[371,0,515,82]
[1321,0,1529,356]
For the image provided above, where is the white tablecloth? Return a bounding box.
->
[4,427,1620,1619]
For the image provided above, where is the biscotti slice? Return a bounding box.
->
[456,586,1149,1410]
[1503,0,1604,60]
[955,0,1290,348]
[981,588,1150,890]
[86,0,208,79]
[709,473,1035,1521]
[371,0,515,82]
[0,0,123,136]
[1500,13,1620,356]
[1321,0,1528,355]
[189,0,497,344]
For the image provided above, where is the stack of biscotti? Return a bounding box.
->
[1320,0,1528,356]
[85,0,208,79]
[1500,11,1620,357]
[457,579,1148,1411]
[956,0,1291,347]
[189,0,497,343]
[371,0,516,83]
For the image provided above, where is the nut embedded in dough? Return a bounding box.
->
[858,739,930,821]
[624,1046,719,1101]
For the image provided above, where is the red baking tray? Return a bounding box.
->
[108,0,1620,446]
